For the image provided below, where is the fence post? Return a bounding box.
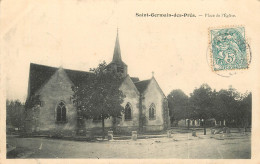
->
[192,129,197,137]
[108,131,113,140]
[167,130,172,138]
[132,131,137,140]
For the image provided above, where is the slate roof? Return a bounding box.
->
[134,79,151,94]
[130,77,140,83]
[28,63,92,98]
[65,69,93,86]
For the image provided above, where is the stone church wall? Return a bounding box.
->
[142,79,164,131]
[27,68,167,135]
[117,76,140,131]
[83,76,140,132]
[36,68,77,134]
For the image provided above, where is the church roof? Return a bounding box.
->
[130,77,140,83]
[110,31,126,66]
[65,69,93,86]
[28,63,92,98]
[134,79,151,93]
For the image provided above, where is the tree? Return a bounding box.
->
[25,95,41,110]
[6,99,25,131]
[236,92,252,129]
[167,89,189,126]
[212,87,240,126]
[189,84,213,135]
[23,95,42,133]
[72,61,125,138]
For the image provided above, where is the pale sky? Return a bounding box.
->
[1,0,259,102]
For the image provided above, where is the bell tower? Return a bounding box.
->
[107,29,128,77]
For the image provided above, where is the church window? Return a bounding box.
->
[125,103,132,120]
[56,101,67,123]
[149,103,156,120]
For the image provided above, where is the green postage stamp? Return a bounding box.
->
[209,26,249,71]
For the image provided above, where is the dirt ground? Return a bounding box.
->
[6,129,251,159]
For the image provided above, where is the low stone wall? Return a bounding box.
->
[113,126,139,135]
[20,129,77,137]
[144,125,164,132]
[23,124,166,137]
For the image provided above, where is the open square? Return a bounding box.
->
[7,128,251,159]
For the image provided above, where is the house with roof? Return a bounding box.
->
[25,32,170,135]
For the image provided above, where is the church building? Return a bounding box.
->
[25,32,170,135]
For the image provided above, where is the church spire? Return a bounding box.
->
[108,29,127,77]
[112,28,123,63]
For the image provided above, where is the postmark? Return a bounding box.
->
[209,26,250,72]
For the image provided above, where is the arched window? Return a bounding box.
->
[125,103,132,120]
[56,101,67,122]
[149,103,156,120]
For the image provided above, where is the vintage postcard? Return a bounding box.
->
[1,0,260,163]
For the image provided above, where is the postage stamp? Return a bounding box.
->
[209,26,249,71]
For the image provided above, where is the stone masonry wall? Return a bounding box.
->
[36,68,77,134]
[142,78,164,131]
[118,76,140,130]
[83,76,140,131]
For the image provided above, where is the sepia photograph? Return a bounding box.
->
[1,0,260,163]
